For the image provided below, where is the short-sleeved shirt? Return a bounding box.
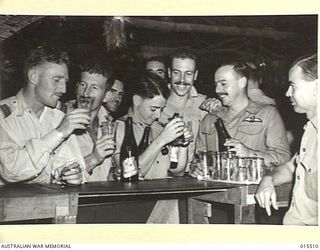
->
[0,90,86,184]
[115,108,170,179]
[196,99,291,166]
[65,100,113,182]
[283,117,318,225]
[159,86,207,169]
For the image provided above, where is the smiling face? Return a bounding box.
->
[133,95,167,126]
[104,79,124,113]
[214,65,247,107]
[146,60,166,79]
[169,58,198,97]
[286,65,317,118]
[76,72,108,112]
[31,62,68,108]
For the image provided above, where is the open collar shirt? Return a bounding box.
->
[0,90,86,184]
[115,108,170,179]
[283,116,318,225]
[159,86,207,170]
[71,103,113,181]
[196,99,291,166]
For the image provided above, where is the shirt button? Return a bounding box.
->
[308,169,312,173]
[291,202,295,207]
[297,175,300,180]
[157,161,159,164]
[302,148,306,152]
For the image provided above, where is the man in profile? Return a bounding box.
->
[255,54,318,225]
[0,45,88,185]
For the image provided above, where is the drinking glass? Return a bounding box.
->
[78,96,94,113]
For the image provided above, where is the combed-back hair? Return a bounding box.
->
[24,45,70,81]
[133,72,170,100]
[219,60,251,79]
[170,48,198,67]
[291,54,317,81]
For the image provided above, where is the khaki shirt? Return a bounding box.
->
[196,99,291,166]
[0,90,86,184]
[248,88,276,106]
[159,86,207,170]
[283,117,318,225]
[115,108,170,179]
[65,100,113,182]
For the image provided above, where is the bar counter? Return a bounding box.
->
[0,177,291,224]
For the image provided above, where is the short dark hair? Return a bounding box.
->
[79,56,114,89]
[24,45,70,81]
[219,60,251,79]
[145,56,167,68]
[133,72,170,100]
[291,54,317,81]
[170,48,198,67]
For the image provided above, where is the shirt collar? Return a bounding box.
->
[127,107,145,128]
[217,99,263,119]
[190,86,198,97]
[15,90,31,116]
[307,115,318,132]
[97,105,113,123]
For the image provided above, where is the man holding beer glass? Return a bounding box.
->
[0,45,87,185]
[63,56,116,182]
[255,54,317,225]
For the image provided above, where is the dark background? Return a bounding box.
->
[0,15,317,151]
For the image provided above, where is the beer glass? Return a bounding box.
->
[78,95,94,113]
[197,150,214,179]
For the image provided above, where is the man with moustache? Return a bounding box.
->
[0,45,89,185]
[190,60,291,224]
[255,54,317,225]
[194,60,290,168]
[158,49,221,174]
[64,57,116,181]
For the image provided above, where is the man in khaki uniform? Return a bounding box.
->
[255,54,317,225]
[0,45,88,185]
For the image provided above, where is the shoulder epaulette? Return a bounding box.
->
[0,104,12,118]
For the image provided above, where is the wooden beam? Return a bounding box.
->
[128,17,296,40]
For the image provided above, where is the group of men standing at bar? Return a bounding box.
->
[0,44,317,226]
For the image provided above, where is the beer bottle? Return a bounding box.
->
[138,126,151,154]
[172,113,185,146]
[215,118,231,152]
[169,146,179,169]
[120,117,139,182]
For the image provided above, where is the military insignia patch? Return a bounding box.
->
[243,115,262,123]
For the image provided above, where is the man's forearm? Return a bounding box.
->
[269,161,295,186]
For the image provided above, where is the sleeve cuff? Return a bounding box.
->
[43,129,65,153]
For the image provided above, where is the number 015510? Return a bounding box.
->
[300,244,319,248]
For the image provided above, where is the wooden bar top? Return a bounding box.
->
[0,177,240,198]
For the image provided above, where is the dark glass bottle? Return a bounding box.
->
[215,118,231,152]
[172,113,185,146]
[138,126,151,154]
[120,117,139,182]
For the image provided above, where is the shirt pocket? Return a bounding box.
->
[237,124,264,135]
[304,170,318,201]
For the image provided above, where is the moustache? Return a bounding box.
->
[173,82,191,86]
